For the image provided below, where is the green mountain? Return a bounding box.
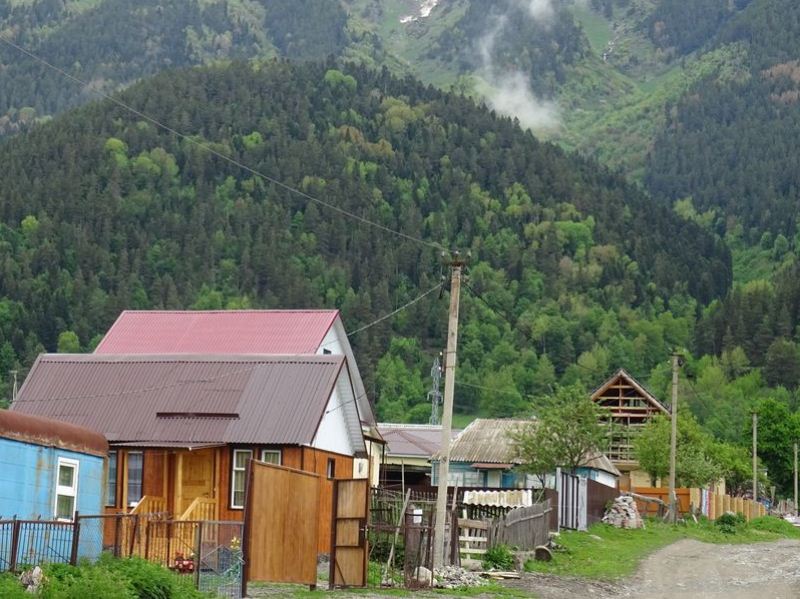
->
[0,60,728,420]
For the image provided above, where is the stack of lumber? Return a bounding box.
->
[602,496,643,529]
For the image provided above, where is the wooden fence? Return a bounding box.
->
[488,500,552,551]
[633,487,767,521]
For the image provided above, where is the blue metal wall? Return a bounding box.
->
[0,437,105,562]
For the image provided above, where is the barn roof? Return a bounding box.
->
[590,368,669,414]
[0,409,108,457]
[94,310,340,355]
[12,354,358,448]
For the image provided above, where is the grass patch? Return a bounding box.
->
[526,516,800,580]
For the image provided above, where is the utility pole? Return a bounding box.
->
[668,353,680,523]
[793,441,798,517]
[752,411,758,503]
[434,251,466,569]
[10,370,18,404]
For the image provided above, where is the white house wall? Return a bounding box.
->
[312,369,365,457]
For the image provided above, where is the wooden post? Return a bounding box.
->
[752,412,758,503]
[434,253,465,568]
[114,514,122,558]
[794,442,798,516]
[70,512,81,565]
[668,353,680,523]
[9,518,20,572]
[194,521,202,590]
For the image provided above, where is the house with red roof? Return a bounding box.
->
[94,309,383,483]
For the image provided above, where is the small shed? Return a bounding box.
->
[0,410,108,520]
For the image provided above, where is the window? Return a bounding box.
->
[322,348,332,355]
[127,452,143,506]
[106,451,117,507]
[231,449,252,509]
[326,458,336,479]
[260,449,281,465]
[54,458,79,521]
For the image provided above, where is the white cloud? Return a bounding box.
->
[519,0,555,22]
[484,71,560,130]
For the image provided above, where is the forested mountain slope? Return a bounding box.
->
[0,0,348,134]
[0,60,729,420]
[646,0,800,238]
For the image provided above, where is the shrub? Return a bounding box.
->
[41,565,135,599]
[715,512,745,534]
[97,555,206,599]
[0,573,28,599]
[483,544,515,570]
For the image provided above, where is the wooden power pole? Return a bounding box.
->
[668,353,680,523]
[794,441,798,517]
[434,252,465,568]
[752,412,758,503]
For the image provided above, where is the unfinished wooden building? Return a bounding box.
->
[591,369,669,490]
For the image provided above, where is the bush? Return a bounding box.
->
[97,555,206,599]
[41,565,136,599]
[715,512,746,534]
[0,573,28,599]
[483,544,515,570]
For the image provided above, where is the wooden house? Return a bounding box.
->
[590,369,670,490]
[11,353,364,553]
[94,309,383,484]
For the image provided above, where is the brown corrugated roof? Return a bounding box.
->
[0,409,108,457]
[12,354,349,447]
[378,423,461,458]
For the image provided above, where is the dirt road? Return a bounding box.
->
[506,538,800,598]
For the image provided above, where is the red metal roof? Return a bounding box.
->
[94,310,340,355]
[12,354,349,447]
[0,409,108,457]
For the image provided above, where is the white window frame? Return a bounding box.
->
[260,449,282,465]
[54,457,79,521]
[231,449,252,509]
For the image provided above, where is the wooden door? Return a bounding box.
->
[330,479,369,588]
[175,449,214,516]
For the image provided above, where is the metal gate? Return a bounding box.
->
[329,479,369,588]
[557,469,582,530]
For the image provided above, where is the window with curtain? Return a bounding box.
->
[260,449,281,465]
[106,451,117,507]
[127,452,143,506]
[231,449,252,508]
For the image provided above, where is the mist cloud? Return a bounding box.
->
[477,2,560,131]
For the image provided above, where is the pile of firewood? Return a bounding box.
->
[602,496,643,529]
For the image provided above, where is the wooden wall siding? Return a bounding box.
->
[244,461,320,587]
[143,451,166,499]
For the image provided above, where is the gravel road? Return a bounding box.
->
[505,538,800,599]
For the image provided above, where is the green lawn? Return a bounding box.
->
[526,516,800,580]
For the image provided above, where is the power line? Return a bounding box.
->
[0,33,443,252]
[345,281,444,337]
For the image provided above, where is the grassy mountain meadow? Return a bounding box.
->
[1,1,800,487]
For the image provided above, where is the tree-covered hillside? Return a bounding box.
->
[0,0,348,134]
[647,0,800,237]
[0,60,729,419]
